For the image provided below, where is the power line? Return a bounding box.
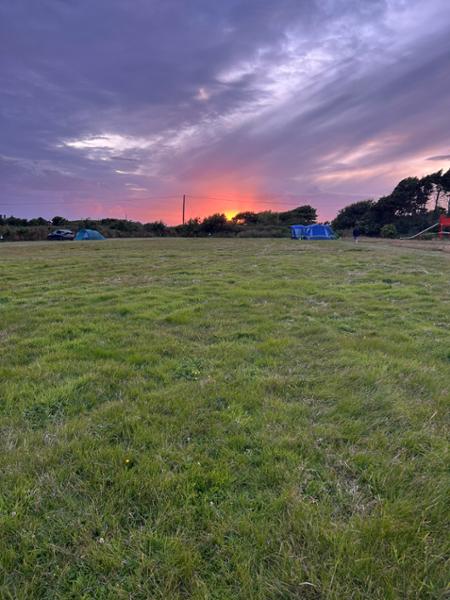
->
[2,190,375,209]
[0,195,181,207]
[187,195,296,206]
[2,189,376,222]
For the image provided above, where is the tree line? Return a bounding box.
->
[332,169,450,237]
[0,206,317,241]
[2,168,450,241]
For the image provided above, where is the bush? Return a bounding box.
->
[173,219,201,237]
[380,224,398,238]
[200,214,236,235]
[52,216,67,226]
[149,221,169,236]
[237,226,289,238]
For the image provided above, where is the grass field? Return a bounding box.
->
[1,238,449,599]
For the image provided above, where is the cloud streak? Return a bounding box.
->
[1,0,450,222]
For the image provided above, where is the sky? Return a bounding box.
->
[1,0,450,224]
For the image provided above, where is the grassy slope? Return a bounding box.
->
[0,239,448,599]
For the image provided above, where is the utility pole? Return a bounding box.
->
[182,194,186,224]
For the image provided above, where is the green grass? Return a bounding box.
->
[0,238,449,599]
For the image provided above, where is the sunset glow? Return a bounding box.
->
[224,210,239,221]
[176,177,264,224]
[2,1,450,222]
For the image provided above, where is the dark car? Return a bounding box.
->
[47,229,74,241]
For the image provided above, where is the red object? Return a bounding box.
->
[438,215,450,239]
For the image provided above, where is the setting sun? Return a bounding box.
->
[184,177,262,224]
[224,210,239,221]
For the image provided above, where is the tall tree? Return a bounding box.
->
[232,211,258,225]
[332,200,373,230]
[279,205,317,225]
[200,213,230,234]
[389,177,431,216]
[421,171,445,213]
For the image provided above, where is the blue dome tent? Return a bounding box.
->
[290,224,335,240]
[75,229,105,241]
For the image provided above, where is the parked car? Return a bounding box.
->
[47,229,74,241]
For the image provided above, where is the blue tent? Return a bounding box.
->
[290,223,335,240]
[75,228,105,241]
[290,225,307,239]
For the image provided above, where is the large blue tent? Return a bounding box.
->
[75,229,105,241]
[290,225,307,239]
[290,223,335,240]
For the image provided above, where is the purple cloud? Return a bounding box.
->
[1,0,450,222]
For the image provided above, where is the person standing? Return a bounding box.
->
[352,226,361,243]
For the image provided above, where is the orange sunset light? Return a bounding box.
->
[188,178,261,222]
[224,209,239,221]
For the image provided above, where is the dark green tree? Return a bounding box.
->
[375,177,431,218]
[52,216,67,226]
[380,223,398,238]
[332,200,374,231]
[279,205,317,225]
[6,216,29,226]
[422,171,444,213]
[255,211,279,225]
[144,221,168,236]
[200,213,230,234]
[180,218,201,236]
[232,211,258,225]
[439,168,450,214]
[28,217,50,226]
